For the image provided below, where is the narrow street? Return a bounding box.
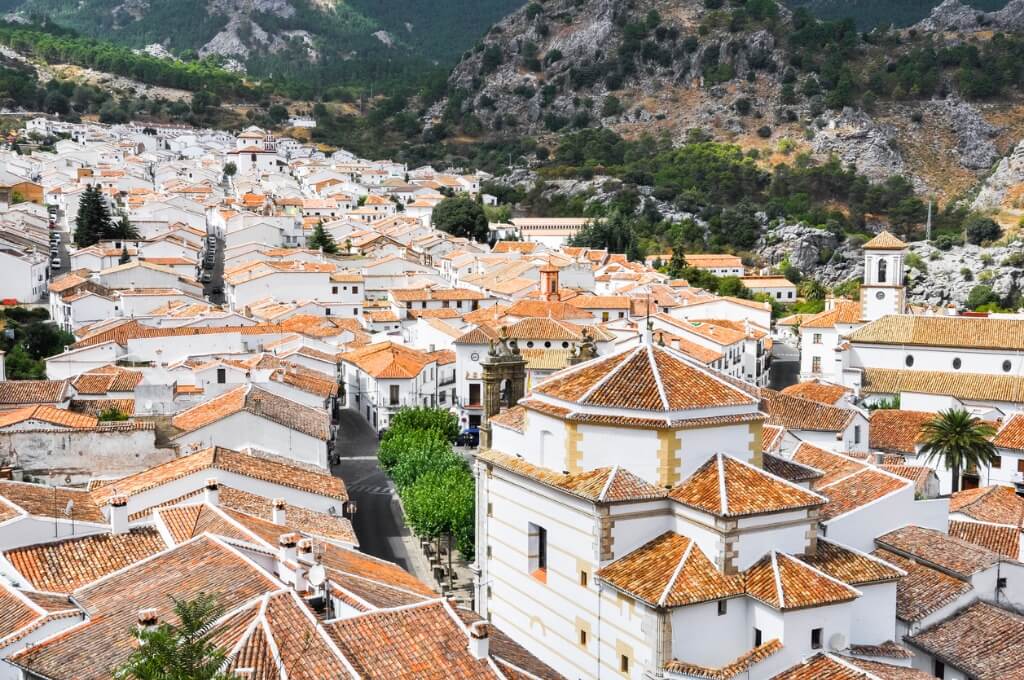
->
[331,409,417,572]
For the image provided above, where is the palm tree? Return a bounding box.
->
[920,408,997,493]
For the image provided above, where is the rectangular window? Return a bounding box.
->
[717,600,727,616]
[933,660,945,679]
[1018,459,1024,474]
[439,391,446,404]
[579,629,587,646]
[854,425,861,445]
[389,385,400,406]
[332,286,338,294]
[469,383,481,406]
[811,628,823,650]
[352,286,359,294]
[813,333,822,344]
[580,570,588,587]
[788,291,794,299]
[325,308,331,316]
[528,522,547,582]
[620,655,629,674]
[754,628,763,647]
[602,311,609,322]
[216,368,226,384]
[992,455,1001,469]
[812,356,822,373]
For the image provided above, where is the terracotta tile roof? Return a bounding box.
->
[877,525,1005,578]
[157,503,259,545]
[868,366,1024,403]
[0,379,70,405]
[950,485,1024,527]
[171,384,330,440]
[745,551,859,611]
[5,528,168,593]
[390,287,483,302]
[760,389,855,432]
[597,532,744,607]
[91,446,346,505]
[762,452,823,484]
[879,464,933,494]
[0,481,104,522]
[771,653,932,680]
[862,230,907,250]
[791,443,867,488]
[9,536,280,680]
[218,487,356,545]
[0,404,99,430]
[72,320,283,349]
[817,468,911,521]
[994,413,1024,451]
[846,641,914,660]
[798,300,864,329]
[669,453,825,518]
[566,294,631,310]
[905,601,1024,680]
[780,381,849,405]
[947,519,1019,559]
[665,639,783,680]
[0,584,48,642]
[872,547,971,623]
[849,315,1024,352]
[271,367,339,398]
[797,538,904,586]
[319,540,436,608]
[324,599,503,679]
[504,299,593,321]
[69,398,135,417]
[488,405,527,433]
[533,344,757,413]
[762,424,785,453]
[477,449,665,504]
[70,366,143,394]
[868,409,935,454]
[340,341,434,379]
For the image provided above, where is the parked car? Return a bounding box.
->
[455,427,480,448]
[201,271,212,283]
[50,257,62,269]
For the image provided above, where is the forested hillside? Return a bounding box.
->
[784,0,1006,29]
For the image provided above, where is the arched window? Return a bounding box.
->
[877,259,887,283]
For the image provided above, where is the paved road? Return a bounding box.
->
[203,236,224,304]
[331,409,416,572]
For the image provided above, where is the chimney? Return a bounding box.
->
[110,495,129,535]
[272,498,287,525]
[137,608,158,638]
[468,621,490,660]
[204,478,219,506]
[278,532,299,564]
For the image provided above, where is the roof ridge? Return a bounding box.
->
[597,466,618,503]
[717,454,729,516]
[770,551,785,609]
[658,538,694,607]
[646,343,672,417]
[825,653,884,680]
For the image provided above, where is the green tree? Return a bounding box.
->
[390,431,461,490]
[21,322,73,360]
[4,344,44,379]
[98,406,129,421]
[432,196,489,242]
[386,406,460,441]
[920,409,997,494]
[73,185,113,247]
[307,221,338,254]
[403,465,476,559]
[667,246,687,279]
[110,214,141,240]
[114,594,228,680]
[963,214,1003,245]
[966,285,999,310]
[717,276,750,298]
[223,162,237,177]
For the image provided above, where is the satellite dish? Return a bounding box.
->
[308,564,326,587]
[828,633,847,651]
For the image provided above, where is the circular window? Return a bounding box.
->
[1004,360,1012,373]
[526,341,534,348]
[544,341,552,348]
[905,355,914,367]
[875,291,885,300]
[470,352,479,361]
[562,341,569,348]
[952,357,962,370]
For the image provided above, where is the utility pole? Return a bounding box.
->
[926,198,933,240]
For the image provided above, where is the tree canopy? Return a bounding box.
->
[73,185,114,247]
[920,409,998,494]
[307,221,339,254]
[432,195,489,242]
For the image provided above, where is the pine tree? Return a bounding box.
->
[73,185,113,247]
[667,245,688,279]
[119,245,130,264]
[307,221,338,254]
[110,214,141,240]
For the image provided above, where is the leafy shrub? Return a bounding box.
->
[963,214,1003,245]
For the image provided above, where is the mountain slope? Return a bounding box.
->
[784,0,1006,30]
[0,0,526,91]
[435,0,1024,197]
